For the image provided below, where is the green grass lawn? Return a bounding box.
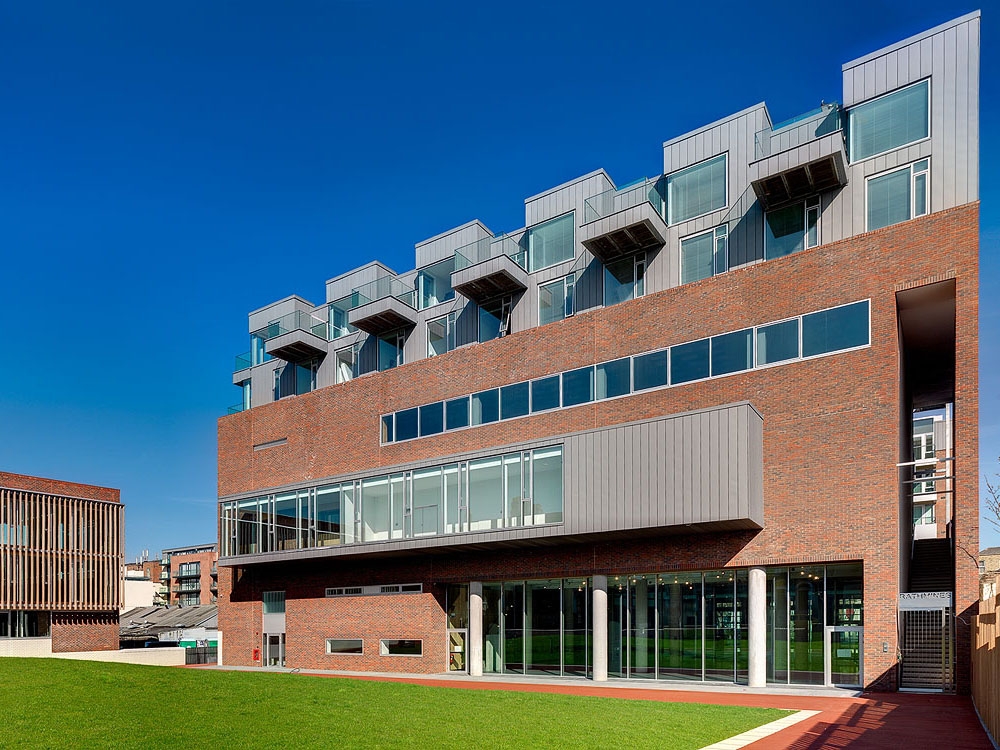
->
[0,658,791,749]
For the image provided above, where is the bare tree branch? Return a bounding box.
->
[984,463,1000,533]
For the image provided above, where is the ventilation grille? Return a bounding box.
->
[325,583,423,598]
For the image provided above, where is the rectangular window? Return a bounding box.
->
[848,80,929,161]
[380,639,423,656]
[262,591,285,614]
[419,402,443,437]
[381,414,394,443]
[361,477,390,542]
[801,301,870,357]
[251,333,273,366]
[417,256,456,310]
[603,254,646,307]
[326,638,363,654]
[531,375,560,413]
[468,457,503,530]
[315,485,341,547]
[667,154,727,224]
[471,389,499,426]
[500,382,530,420]
[427,313,456,357]
[445,396,470,430]
[395,408,418,441]
[562,366,594,407]
[328,299,356,340]
[411,467,443,537]
[711,329,753,376]
[756,319,800,366]
[336,345,359,384]
[528,213,575,271]
[866,160,929,231]
[378,331,405,371]
[479,296,512,342]
[633,349,668,391]
[765,198,820,260]
[530,446,563,524]
[671,339,710,384]
[680,225,727,284]
[539,274,575,326]
[596,358,630,399]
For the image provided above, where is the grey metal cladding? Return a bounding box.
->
[221,402,764,566]
[248,295,316,333]
[325,261,397,304]
[523,169,613,227]
[415,220,493,269]
[842,12,979,206]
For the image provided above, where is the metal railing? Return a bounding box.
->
[754,102,843,160]
[254,309,329,342]
[172,583,201,593]
[582,177,664,224]
[453,232,527,272]
[350,275,417,310]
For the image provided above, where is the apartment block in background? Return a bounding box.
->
[162,544,218,606]
[218,13,980,692]
[0,471,124,655]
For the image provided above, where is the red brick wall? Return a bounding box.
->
[51,612,119,653]
[218,204,980,689]
[0,472,119,504]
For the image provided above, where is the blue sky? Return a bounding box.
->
[0,2,994,561]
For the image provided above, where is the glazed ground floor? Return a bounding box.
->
[222,560,874,689]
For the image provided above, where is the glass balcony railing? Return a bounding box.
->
[227,403,244,415]
[234,351,252,373]
[326,293,364,340]
[754,103,843,160]
[350,276,417,310]
[583,177,664,224]
[253,309,329,342]
[453,233,527,272]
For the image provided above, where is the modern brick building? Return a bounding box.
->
[161,544,218,606]
[0,471,124,655]
[218,13,980,692]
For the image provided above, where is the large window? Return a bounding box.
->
[221,446,565,555]
[335,344,359,384]
[479,296,512,342]
[378,330,405,371]
[848,80,929,161]
[666,154,727,224]
[604,254,645,307]
[427,312,457,357]
[681,225,728,284]
[539,274,575,325]
[528,213,575,271]
[417,257,456,310]
[765,198,820,260]
[379,299,872,444]
[866,160,929,231]
[274,361,316,399]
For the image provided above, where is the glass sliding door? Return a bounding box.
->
[789,566,825,684]
[736,570,749,683]
[629,575,656,679]
[482,584,502,673]
[563,578,589,677]
[767,568,789,683]
[503,582,525,674]
[704,571,736,681]
[526,580,561,675]
[657,573,702,680]
[608,577,627,678]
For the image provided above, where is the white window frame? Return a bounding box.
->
[379,638,423,657]
[679,224,728,284]
[864,159,930,232]
[603,252,646,307]
[848,79,931,164]
[427,312,457,358]
[665,153,728,226]
[527,211,576,273]
[763,199,820,261]
[538,273,575,325]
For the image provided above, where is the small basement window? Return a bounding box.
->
[326,639,363,654]
[380,639,423,656]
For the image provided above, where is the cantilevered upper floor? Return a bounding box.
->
[227,11,979,416]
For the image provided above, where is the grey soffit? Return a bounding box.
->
[749,131,849,211]
[579,202,668,262]
[265,328,328,362]
[450,254,529,304]
[348,295,417,336]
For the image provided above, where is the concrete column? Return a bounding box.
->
[469,582,483,677]
[748,567,767,688]
[593,575,608,682]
